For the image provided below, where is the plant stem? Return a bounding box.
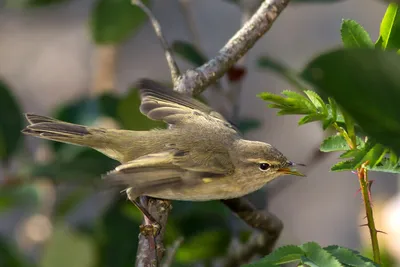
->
[334,122,381,263]
[357,165,381,264]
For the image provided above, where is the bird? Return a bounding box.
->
[22,79,304,207]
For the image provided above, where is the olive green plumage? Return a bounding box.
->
[22,79,304,201]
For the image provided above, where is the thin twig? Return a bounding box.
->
[175,0,291,95]
[221,198,283,267]
[161,237,184,267]
[132,0,181,85]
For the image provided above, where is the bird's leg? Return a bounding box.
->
[126,188,161,235]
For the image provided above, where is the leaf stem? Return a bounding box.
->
[357,164,381,264]
[332,123,354,149]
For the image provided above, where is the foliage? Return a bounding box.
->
[243,243,378,267]
[250,3,400,267]
[0,81,23,162]
[1,1,400,267]
[90,0,150,44]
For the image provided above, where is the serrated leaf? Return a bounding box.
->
[258,245,305,265]
[331,160,357,171]
[380,3,400,50]
[328,98,337,121]
[171,41,208,66]
[304,90,327,114]
[320,135,350,152]
[389,150,398,165]
[340,19,374,48]
[298,113,326,125]
[339,149,360,159]
[325,246,378,267]
[90,0,149,44]
[0,81,23,161]
[367,157,400,173]
[259,91,314,114]
[301,48,400,155]
[301,242,343,267]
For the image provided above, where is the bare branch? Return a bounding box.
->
[161,237,184,267]
[221,198,283,267]
[132,0,181,85]
[175,0,291,95]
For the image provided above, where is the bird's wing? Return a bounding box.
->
[102,149,231,196]
[137,79,234,128]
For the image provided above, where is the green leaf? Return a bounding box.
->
[90,0,149,44]
[0,81,23,161]
[340,19,374,48]
[258,245,305,265]
[304,90,328,114]
[171,41,208,66]
[237,118,261,134]
[301,48,400,155]
[258,91,313,115]
[300,242,343,267]
[40,223,95,267]
[320,135,351,152]
[298,113,326,125]
[117,86,165,130]
[258,56,306,91]
[324,246,378,267]
[380,3,400,50]
[175,230,231,263]
[331,160,356,171]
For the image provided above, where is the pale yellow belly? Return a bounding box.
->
[146,178,266,201]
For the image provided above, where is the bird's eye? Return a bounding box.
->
[259,163,270,171]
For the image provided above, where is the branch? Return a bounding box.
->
[131,1,291,266]
[132,0,181,85]
[175,0,291,95]
[135,197,171,267]
[221,198,283,267]
[161,237,184,267]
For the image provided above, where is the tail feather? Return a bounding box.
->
[24,122,90,137]
[24,113,60,125]
[21,113,148,163]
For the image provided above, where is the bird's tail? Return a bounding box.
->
[22,113,137,162]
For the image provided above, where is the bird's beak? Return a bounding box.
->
[277,167,306,177]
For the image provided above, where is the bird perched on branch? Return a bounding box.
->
[22,79,304,221]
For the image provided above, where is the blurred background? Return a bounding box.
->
[0,0,399,266]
